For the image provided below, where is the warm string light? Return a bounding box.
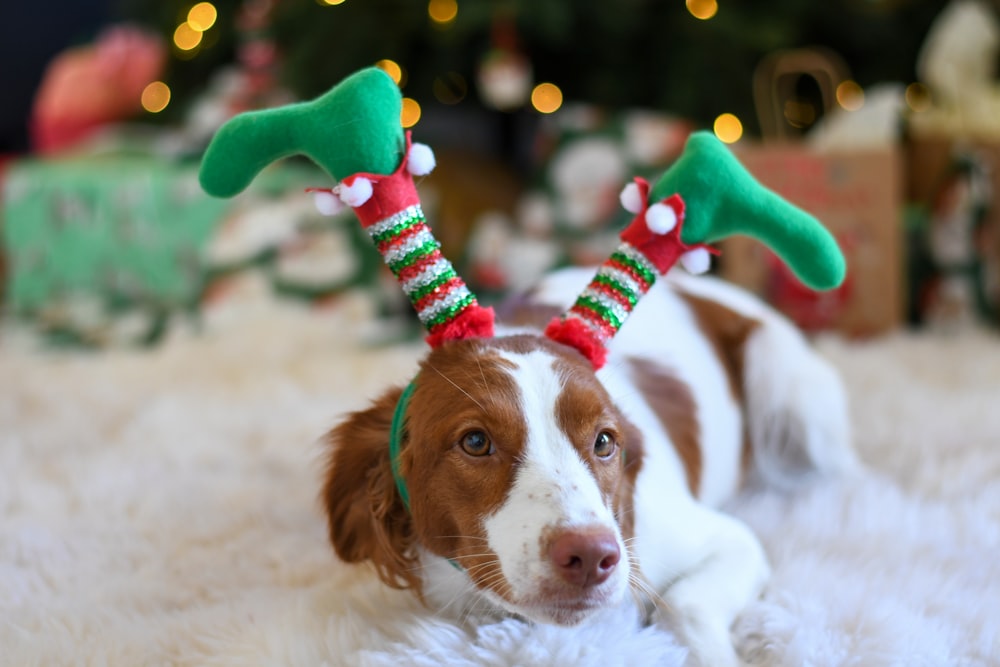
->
[187,2,218,31]
[172,2,218,54]
[713,113,743,143]
[141,81,171,113]
[376,59,404,85]
[686,0,718,20]
[531,82,563,114]
[161,2,220,110]
[401,98,422,128]
[173,22,202,51]
[836,80,865,111]
[428,0,458,26]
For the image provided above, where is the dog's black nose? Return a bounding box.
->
[548,527,621,588]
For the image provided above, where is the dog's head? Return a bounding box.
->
[322,333,642,626]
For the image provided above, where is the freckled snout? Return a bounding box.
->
[547,526,621,588]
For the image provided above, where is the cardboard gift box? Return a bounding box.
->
[720,143,904,336]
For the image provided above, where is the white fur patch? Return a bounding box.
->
[482,348,629,612]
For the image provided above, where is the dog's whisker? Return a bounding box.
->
[464,563,505,584]
[427,363,486,412]
[455,560,504,576]
[454,552,502,563]
[475,356,490,402]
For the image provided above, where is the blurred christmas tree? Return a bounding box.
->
[119,0,948,144]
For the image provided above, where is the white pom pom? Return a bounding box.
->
[313,191,344,216]
[619,182,644,214]
[680,247,711,275]
[338,177,373,207]
[645,202,678,235]
[407,143,436,176]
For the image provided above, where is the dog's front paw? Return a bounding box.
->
[654,603,740,667]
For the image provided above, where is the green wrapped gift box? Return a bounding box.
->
[2,156,231,345]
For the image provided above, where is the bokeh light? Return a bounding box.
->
[320,0,346,4]
[531,82,563,114]
[376,59,404,85]
[905,82,931,112]
[187,2,217,31]
[141,81,171,113]
[173,22,203,51]
[428,0,458,25]
[686,0,718,20]
[713,113,743,143]
[836,80,865,111]
[401,97,422,128]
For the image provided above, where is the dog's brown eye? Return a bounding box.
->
[594,431,617,458]
[459,430,493,457]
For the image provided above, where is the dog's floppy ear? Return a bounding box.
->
[322,387,422,593]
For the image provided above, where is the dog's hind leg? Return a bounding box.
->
[671,273,858,490]
[738,305,858,490]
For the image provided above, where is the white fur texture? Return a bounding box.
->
[2,294,999,665]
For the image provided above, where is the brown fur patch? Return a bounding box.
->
[626,358,702,496]
[495,295,565,331]
[677,290,761,476]
[677,292,760,402]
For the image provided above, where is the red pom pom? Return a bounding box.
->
[425,304,495,347]
[544,317,607,370]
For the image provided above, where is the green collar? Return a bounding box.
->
[389,379,462,572]
[389,380,416,511]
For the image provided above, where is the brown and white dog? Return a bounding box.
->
[322,267,855,666]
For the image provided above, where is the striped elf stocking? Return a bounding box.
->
[310,133,494,347]
[545,176,717,370]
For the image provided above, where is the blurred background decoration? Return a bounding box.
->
[1,0,998,346]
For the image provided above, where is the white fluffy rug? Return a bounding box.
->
[3,292,1000,666]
